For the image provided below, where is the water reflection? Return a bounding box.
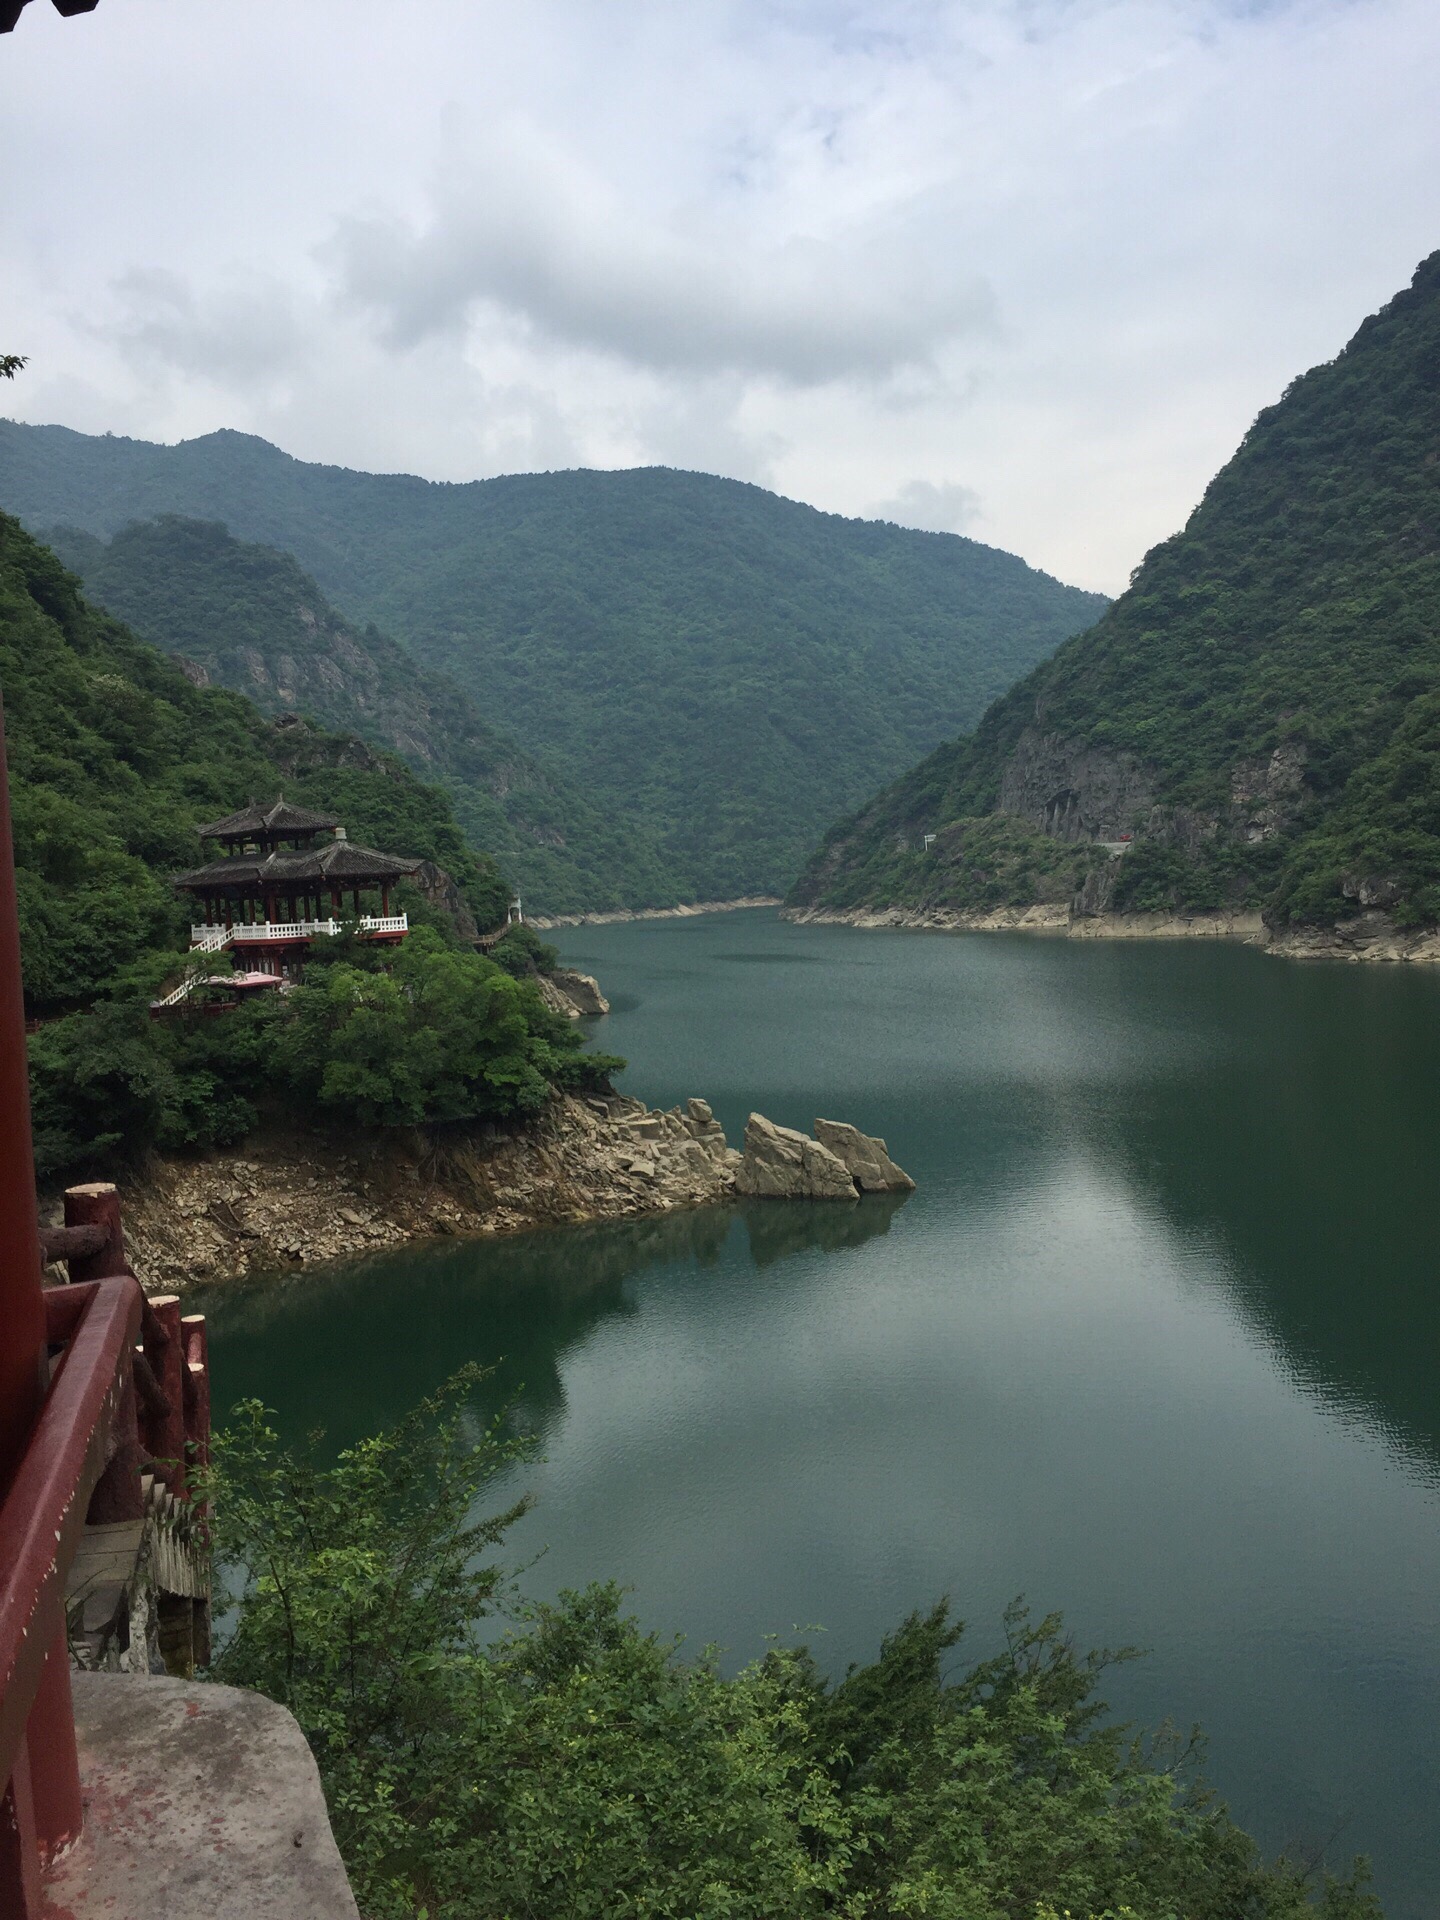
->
[199,1190,911,1458]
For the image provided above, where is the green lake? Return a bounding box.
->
[197,908,1440,1915]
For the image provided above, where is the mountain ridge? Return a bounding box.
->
[0,426,1107,904]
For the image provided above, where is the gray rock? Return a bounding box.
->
[813,1118,916,1193]
[686,1097,714,1125]
[551,967,610,1015]
[735,1112,857,1200]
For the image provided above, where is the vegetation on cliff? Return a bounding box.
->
[0,513,618,1177]
[44,514,674,914]
[791,251,1440,930]
[208,1377,1381,1920]
[0,428,1105,904]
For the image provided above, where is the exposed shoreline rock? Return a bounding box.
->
[735,1112,915,1199]
[527,896,781,930]
[92,1093,743,1296]
[536,968,611,1019]
[782,903,1440,963]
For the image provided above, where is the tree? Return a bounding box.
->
[207,1384,1386,1920]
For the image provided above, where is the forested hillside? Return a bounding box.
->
[0,514,613,1176]
[791,250,1440,931]
[0,432,1105,902]
[44,515,673,915]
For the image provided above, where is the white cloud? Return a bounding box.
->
[870,478,982,534]
[2,0,1438,592]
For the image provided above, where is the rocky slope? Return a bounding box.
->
[86,1096,918,1293]
[95,1093,741,1292]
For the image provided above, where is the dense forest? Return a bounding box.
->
[0,513,615,1178]
[0,432,1105,903]
[790,251,1440,930]
[44,515,674,914]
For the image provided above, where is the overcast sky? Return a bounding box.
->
[2,0,1437,593]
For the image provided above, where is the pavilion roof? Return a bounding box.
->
[174,841,421,892]
[196,797,341,841]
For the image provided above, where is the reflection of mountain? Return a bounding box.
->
[1078,955,1440,1461]
[199,1205,737,1457]
[201,1186,918,1456]
[741,1193,909,1269]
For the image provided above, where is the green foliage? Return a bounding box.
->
[44,515,672,916]
[0,512,509,1011]
[277,926,599,1126]
[793,252,1440,930]
[487,920,560,979]
[1,515,621,1173]
[2,428,1106,905]
[209,1386,1383,1920]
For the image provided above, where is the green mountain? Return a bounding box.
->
[0,430,1106,903]
[42,515,671,915]
[791,250,1440,933]
[0,511,508,1015]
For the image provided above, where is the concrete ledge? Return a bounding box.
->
[42,1673,359,1919]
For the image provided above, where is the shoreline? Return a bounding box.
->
[782,902,1440,964]
[527,896,781,930]
[94,1092,742,1295]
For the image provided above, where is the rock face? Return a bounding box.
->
[535,968,611,1019]
[735,1113,867,1200]
[552,967,610,1015]
[813,1118,916,1193]
[106,1093,744,1292]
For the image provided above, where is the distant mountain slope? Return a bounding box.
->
[0,512,510,1014]
[43,515,672,915]
[791,249,1440,935]
[0,432,1106,901]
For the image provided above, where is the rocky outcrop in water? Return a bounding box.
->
[735,1114,856,1199]
[813,1118,916,1192]
[735,1113,915,1199]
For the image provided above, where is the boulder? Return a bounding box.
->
[813,1118,915,1193]
[735,1113,857,1200]
[552,967,610,1015]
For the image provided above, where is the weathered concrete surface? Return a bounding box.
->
[42,1674,358,1919]
[813,1119,915,1193]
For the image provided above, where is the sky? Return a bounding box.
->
[2,0,1437,595]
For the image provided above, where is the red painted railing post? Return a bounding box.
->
[0,1745,41,1917]
[25,1623,83,1863]
[61,1180,129,1285]
[146,1296,187,1498]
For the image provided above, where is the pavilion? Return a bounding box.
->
[173,798,419,974]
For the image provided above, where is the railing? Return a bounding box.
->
[189,913,408,947]
[1,1185,212,1915]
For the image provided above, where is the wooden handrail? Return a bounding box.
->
[0,1276,142,1793]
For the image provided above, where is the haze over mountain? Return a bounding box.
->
[791,252,1440,939]
[0,428,1105,907]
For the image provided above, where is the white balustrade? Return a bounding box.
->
[189,913,407,949]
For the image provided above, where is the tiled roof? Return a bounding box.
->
[196,797,341,841]
[175,841,421,890]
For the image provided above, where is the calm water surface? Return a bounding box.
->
[198,911,1440,1915]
